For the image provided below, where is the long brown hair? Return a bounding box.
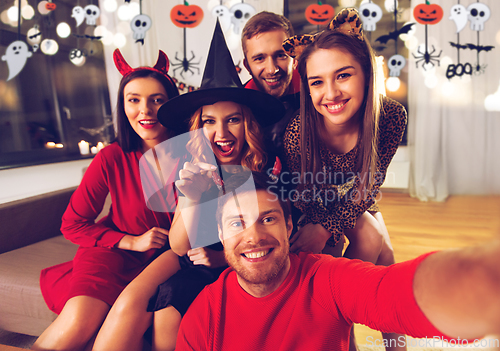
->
[297,30,380,196]
[186,103,267,172]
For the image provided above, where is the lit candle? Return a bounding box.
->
[78,140,90,155]
[97,142,104,151]
[91,146,98,154]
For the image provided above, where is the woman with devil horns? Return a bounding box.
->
[32,50,184,351]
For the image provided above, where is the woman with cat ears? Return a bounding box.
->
[33,50,184,351]
[282,8,407,350]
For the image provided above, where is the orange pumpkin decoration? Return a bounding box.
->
[305,3,335,26]
[170,3,204,28]
[413,2,443,25]
[45,1,57,11]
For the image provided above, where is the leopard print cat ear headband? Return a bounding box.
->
[282,8,364,59]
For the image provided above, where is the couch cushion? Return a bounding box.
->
[0,187,76,255]
[0,236,78,336]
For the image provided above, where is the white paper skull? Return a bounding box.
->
[27,26,42,52]
[359,3,383,32]
[388,54,406,77]
[84,4,100,26]
[212,5,231,32]
[230,3,256,35]
[467,3,490,31]
[131,14,152,40]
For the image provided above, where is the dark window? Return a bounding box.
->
[0,0,113,169]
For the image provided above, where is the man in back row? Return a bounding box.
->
[241,11,300,151]
[175,171,500,350]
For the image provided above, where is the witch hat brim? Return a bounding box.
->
[158,20,285,135]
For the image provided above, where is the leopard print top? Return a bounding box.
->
[283,95,407,245]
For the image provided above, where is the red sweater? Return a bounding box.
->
[176,252,450,351]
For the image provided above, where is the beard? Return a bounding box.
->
[252,70,293,99]
[225,239,290,285]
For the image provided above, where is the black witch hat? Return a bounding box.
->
[157,20,285,135]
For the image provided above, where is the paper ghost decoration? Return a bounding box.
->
[72,6,85,27]
[211,5,231,32]
[449,4,469,33]
[2,41,32,81]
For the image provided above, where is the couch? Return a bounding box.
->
[0,187,80,336]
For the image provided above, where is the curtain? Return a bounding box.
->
[408,0,500,201]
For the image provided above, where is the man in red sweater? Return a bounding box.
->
[175,172,500,350]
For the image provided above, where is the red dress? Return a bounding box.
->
[40,143,180,314]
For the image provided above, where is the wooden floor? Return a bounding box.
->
[354,192,500,349]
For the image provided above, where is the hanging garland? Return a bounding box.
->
[1,0,32,81]
[412,0,443,70]
[170,1,204,78]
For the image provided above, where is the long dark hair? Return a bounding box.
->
[115,70,179,152]
[297,30,380,196]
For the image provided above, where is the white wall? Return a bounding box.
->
[0,159,92,204]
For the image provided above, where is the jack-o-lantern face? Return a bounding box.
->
[305,3,335,25]
[46,2,56,11]
[170,4,204,28]
[414,2,443,25]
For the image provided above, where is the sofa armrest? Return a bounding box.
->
[0,187,77,254]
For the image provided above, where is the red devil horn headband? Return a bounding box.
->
[113,49,172,80]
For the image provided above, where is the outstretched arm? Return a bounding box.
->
[414,240,500,339]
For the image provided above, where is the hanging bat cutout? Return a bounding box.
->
[375,23,415,45]
[73,34,103,41]
[466,43,495,53]
[449,41,468,50]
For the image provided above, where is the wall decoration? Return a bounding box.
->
[388,54,406,77]
[359,1,383,31]
[446,1,494,79]
[131,14,152,44]
[449,4,468,33]
[375,23,415,45]
[45,1,56,11]
[69,48,86,66]
[2,41,33,81]
[171,2,204,28]
[27,25,42,52]
[467,2,490,31]
[304,2,335,26]
[412,1,443,70]
[229,2,255,35]
[2,0,32,81]
[84,4,100,26]
[413,1,443,25]
[72,6,85,27]
[211,3,231,32]
[170,1,203,78]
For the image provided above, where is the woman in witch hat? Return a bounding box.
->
[32,51,184,351]
[93,20,285,351]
